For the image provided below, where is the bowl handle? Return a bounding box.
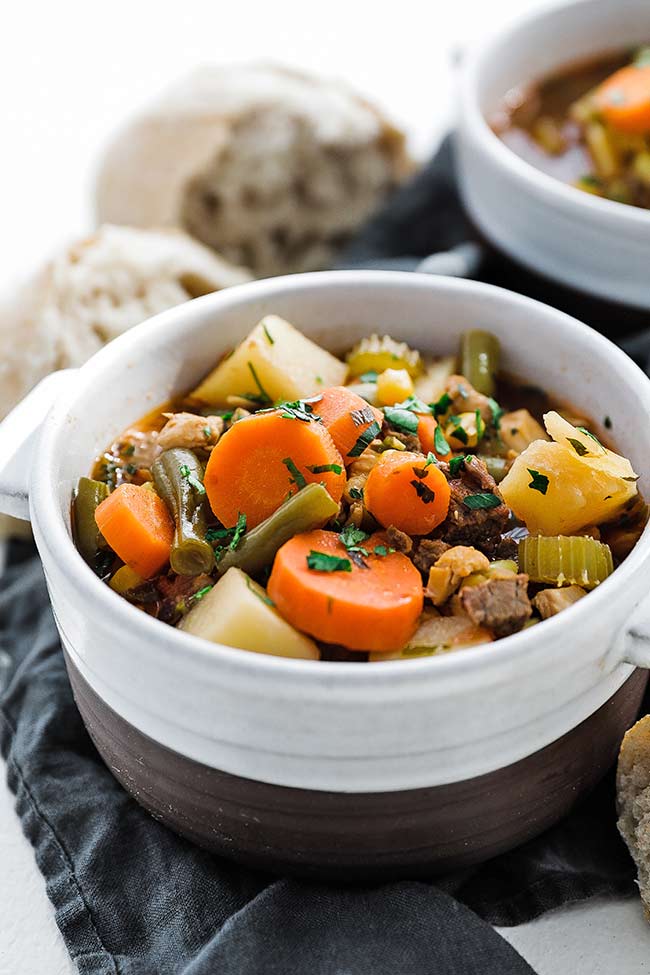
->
[622,593,650,668]
[0,370,76,521]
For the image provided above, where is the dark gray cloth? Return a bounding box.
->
[1,140,645,974]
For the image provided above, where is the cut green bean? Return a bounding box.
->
[459,329,500,397]
[73,477,110,566]
[152,448,215,576]
[518,535,613,590]
[216,483,339,577]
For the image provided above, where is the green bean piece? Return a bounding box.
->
[518,535,613,590]
[73,477,110,566]
[216,483,339,577]
[459,329,500,397]
[477,454,508,483]
[152,448,215,576]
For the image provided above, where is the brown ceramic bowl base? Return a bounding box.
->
[65,655,647,881]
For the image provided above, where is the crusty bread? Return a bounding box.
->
[0,224,250,421]
[95,64,412,278]
[617,714,650,917]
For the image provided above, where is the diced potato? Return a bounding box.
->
[376,368,414,406]
[444,411,484,449]
[533,585,587,620]
[180,566,319,659]
[413,356,456,404]
[346,334,422,379]
[500,409,548,454]
[500,411,638,535]
[191,315,347,406]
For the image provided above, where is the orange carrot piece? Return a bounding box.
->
[364,450,451,536]
[417,414,450,460]
[95,483,174,579]
[595,63,650,134]
[204,410,346,529]
[314,386,383,463]
[268,529,423,652]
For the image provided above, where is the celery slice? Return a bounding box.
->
[518,535,613,590]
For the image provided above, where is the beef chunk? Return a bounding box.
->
[493,535,518,561]
[435,457,510,555]
[386,524,413,555]
[413,538,451,574]
[385,429,421,452]
[460,574,532,637]
[128,572,214,625]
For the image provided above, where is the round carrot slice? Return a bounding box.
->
[315,386,383,463]
[364,450,451,536]
[95,483,174,578]
[204,410,346,529]
[416,414,450,460]
[268,529,423,652]
[594,63,650,134]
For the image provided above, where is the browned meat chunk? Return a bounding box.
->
[127,572,214,625]
[445,375,493,423]
[413,538,451,574]
[435,457,510,555]
[460,574,532,637]
[386,525,413,555]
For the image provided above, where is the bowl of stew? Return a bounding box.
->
[457,0,650,309]
[1,270,650,877]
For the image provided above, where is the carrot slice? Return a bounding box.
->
[268,529,423,652]
[595,63,650,134]
[364,450,451,536]
[95,483,174,578]
[416,414,450,460]
[204,410,346,529]
[315,386,383,463]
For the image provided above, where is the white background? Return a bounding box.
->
[1,0,650,971]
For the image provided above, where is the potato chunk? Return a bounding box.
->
[191,315,347,406]
[500,411,638,535]
[180,566,319,659]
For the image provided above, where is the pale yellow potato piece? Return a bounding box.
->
[191,315,347,406]
[180,567,319,660]
[413,356,456,403]
[500,409,548,454]
[500,411,638,535]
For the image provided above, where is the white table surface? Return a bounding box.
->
[1,0,650,970]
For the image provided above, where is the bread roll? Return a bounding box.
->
[0,224,250,421]
[95,64,412,278]
[617,714,650,917]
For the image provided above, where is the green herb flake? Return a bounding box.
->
[359,370,378,382]
[433,425,451,456]
[527,469,549,495]
[475,409,485,442]
[192,585,213,603]
[622,475,640,482]
[567,437,590,457]
[307,463,343,475]
[577,426,603,448]
[394,395,431,415]
[122,443,136,457]
[410,479,437,504]
[125,463,138,476]
[338,524,370,550]
[245,577,275,607]
[315,375,323,384]
[306,550,352,573]
[449,419,468,445]
[349,486,364,500]
[487,397,504,428]
[448,455,466,478]
[179,463,206,495]
[384,406,419,435]
[282,457,307,490]
[203,426,212,439]
[373,545,395,557]
[229,512,247,550]
[262,323,275,345]
[604,415,612,430]
[423,452,437,469]
[274,396,323,423]
[463,492,502,510]
[349,419,381,457]
[431,392,452,418]
[247,362,272,404]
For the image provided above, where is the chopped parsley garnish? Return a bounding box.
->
[567,437,589,457]
[410,479,436,504]
[338,524,370,558]
[307,462,343,475]
[274,396,323,423]
[448,418,468,445]
[359,370,379,382]
[487,397,504,428]
[431,392,452,418]
[622,475,639,482]
[246,362,272,404]
[577,426,603,448]
[179,463,206,495]
[282,456,307,490]
[306,551,352,573]
[604,416,612,430]
[384,407,419,434]
[348,419,381,457]
[349,486,364,500]
[527,469,549,495]
[449,455,470,478]
[230,512,247,549]
[262,322,275,345]
[374,545,395,557]
[433,426,451,456]
[203,426,212,439]
[351,405,377,427]
[245,577,275,607]
[463,492,501,509]
[192,585,213,603]
[125,463,138,476]
[315,375,323,384]
[206,512,247,550]
[394,395,431,415]
[475,409,485,442]
[122,443,136,456]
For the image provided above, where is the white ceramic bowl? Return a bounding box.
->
[457,0,650,309]
[2,270,650,876]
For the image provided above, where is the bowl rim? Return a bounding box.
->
[458,0,650,228]
[32,270,650,690]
